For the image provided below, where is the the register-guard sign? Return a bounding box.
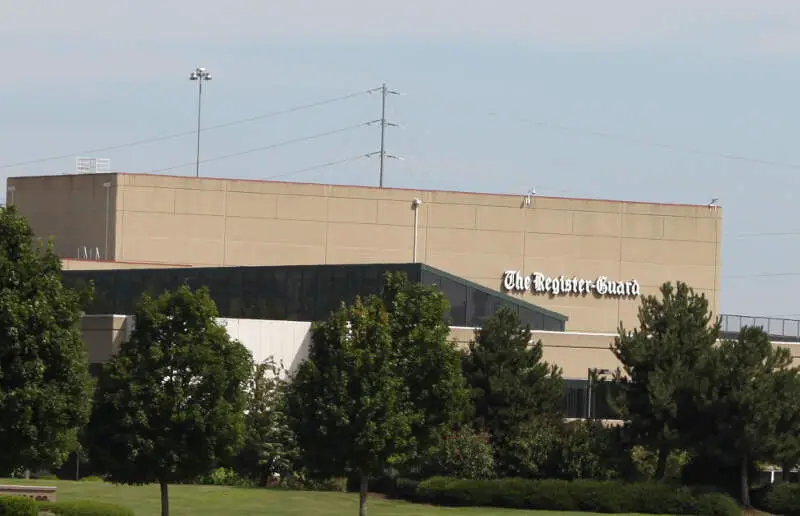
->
[502,270,641,298]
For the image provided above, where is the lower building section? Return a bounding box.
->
[63,263,568,332]
[80,314,626,420]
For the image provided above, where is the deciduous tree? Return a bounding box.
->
[87,285,253,516]
[234,357,298,486]
[286,296,414,516]
[380,272,470,453]
[0,206,93,473]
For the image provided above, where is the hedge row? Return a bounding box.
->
[0,496,133,516]
[755,482,800,516]
[0,495,37,516]
[406,477,741,516]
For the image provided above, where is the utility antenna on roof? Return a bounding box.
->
[708,197,720,212]
[523,188,536,208]
[76,157,111,174]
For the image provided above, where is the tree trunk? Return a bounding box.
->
[654,446,669,480]
[740,455,750,507]
[160,481,170,516]
[783,461,791,483]
[359,472,369,516]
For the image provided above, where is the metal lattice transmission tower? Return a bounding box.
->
[367,83,402,188]
[76,157,111,174]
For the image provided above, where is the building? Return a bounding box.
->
[7,171,739,418]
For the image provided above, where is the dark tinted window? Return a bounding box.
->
[64,263,566,331]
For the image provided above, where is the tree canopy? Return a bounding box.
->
[0,206,93,473]
[380,272,470,452]
[286,296,414,516]
[461,307,564,475]
[86,285,253,516]
[701,326,795,506]
[610,281,719,479]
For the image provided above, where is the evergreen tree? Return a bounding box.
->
[87,286,253,516]
[611,281,719,480]
[0,206,93,473]
[703,326,794,506]
[462,307,564,475]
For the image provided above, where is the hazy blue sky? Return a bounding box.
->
[3,0,800,321]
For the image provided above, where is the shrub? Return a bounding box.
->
[695,493,744,516]
[758,482,800,516]
[37,500,134,516]
[420,426,496,480]
[194,467,254,487]
[629,446,689,481]
[408,477,741,515]
[272,474,347,492]
[0,495,38,516]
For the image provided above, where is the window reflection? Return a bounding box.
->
[63,264,566,331]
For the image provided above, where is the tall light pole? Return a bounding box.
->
[6,185,15,206]
[189,67,212,178]
[102,181,111,260]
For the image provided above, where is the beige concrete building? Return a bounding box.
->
[7,171,735,418]
[9,172,722,334]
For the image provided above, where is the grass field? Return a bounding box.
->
[0,478,660,516]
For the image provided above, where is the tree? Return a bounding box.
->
[234,357,298,486]
[379,272,470,455]
[461,307,565,475]
[0,206,93,473]
[770,371,800,482]
[286,296,414,516]
[702,326,795,506]
[610,281,719,480]
[86,285,253,516]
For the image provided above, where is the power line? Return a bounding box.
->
[150,122,372,174]
[729,230,800,238]
[725,272,800,279]
[0,88,380,171]
[487,112,800,171]
[262,154,372,181]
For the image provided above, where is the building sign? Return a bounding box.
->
[502,270,641,298]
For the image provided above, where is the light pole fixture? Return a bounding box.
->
[412,198,422,263]
[586,367,612,420]
[189,66,212,178]
[6,185,15,206]
[102,181,111,260]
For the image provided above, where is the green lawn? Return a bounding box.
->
[0,478,656,516]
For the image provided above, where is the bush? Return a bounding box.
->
[0,495,38,516]
[420,426,495,480]
[407,477,741,515]
[37,500,134,516]
[695,493,744,516]
[194,467,254,487]
[757,482,800,516]
[272,474,347,492]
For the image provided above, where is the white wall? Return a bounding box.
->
[217,318,312,375]
[113,315,313,375]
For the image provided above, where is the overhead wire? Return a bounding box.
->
[149,122,373,174]
[262,154,372,182]
[0,88,380,170]
[485,111,800,171]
